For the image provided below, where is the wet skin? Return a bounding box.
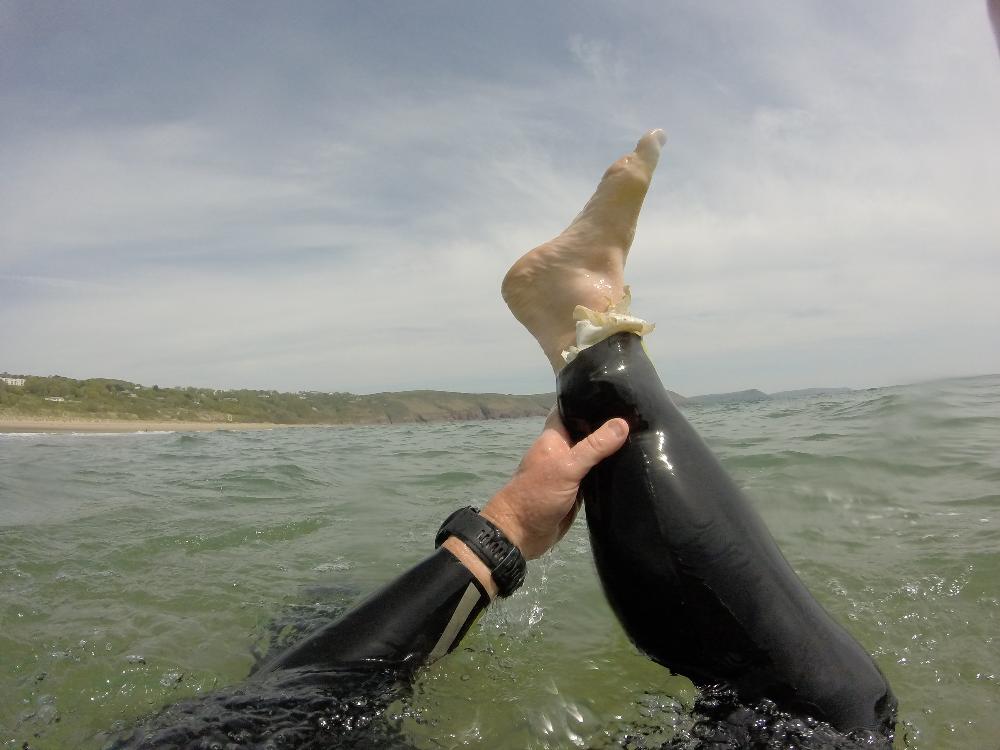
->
[502,129,665,372]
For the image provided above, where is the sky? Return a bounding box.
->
[2,1,998,397]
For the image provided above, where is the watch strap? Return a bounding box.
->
[435,506,526,597]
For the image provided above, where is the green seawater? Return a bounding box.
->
[1,375,998,749]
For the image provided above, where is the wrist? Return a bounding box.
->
[479,498,526,552]
[482,489,544,560]
[441,536,499,600]
[435,506,526,597]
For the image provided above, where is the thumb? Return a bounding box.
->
[569,418,629,478]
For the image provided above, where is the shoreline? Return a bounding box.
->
[0,417,289,434]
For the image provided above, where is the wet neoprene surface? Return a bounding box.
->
[255,548,488,675]
[110,549,487,748]
[557,332,896,739]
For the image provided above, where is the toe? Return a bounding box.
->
[600,129,666,186]
[563,130,665,251]
[634,129,666,171]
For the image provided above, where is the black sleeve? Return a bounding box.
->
[111,548,489,748]
[557,332,896,738]
[256,547,490,678]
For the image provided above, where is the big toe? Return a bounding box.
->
[634,129,666,171]
[601,128,666,189]
[562,129,666,251]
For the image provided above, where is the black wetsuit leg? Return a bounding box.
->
[112,548,489,748]
[557,333,896,738]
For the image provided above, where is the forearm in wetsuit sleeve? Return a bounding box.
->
[110,550,487,749]
[256,548,489,677]
[557,332,895,737]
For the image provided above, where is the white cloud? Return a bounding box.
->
[568,35,626,86]
[2,1,997,396]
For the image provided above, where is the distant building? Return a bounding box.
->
[1,377,26,387]
[45,396,65,402]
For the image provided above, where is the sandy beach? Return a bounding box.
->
[0,417,285,433]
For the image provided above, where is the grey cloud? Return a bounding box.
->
[2,1,997,396]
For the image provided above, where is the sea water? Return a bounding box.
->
[1,375,997,748]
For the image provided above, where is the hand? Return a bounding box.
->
[481,409,629,560]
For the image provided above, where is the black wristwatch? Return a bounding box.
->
[435,506,526,597]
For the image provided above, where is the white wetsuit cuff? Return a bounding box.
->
[561,287,654,365]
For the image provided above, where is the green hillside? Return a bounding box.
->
[0,374,554,425]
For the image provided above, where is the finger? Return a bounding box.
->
[568,418,629,478]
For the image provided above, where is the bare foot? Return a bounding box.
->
[502,129,666,372]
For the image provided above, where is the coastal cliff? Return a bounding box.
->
[0,374,554,426]
[0,373,852,428]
